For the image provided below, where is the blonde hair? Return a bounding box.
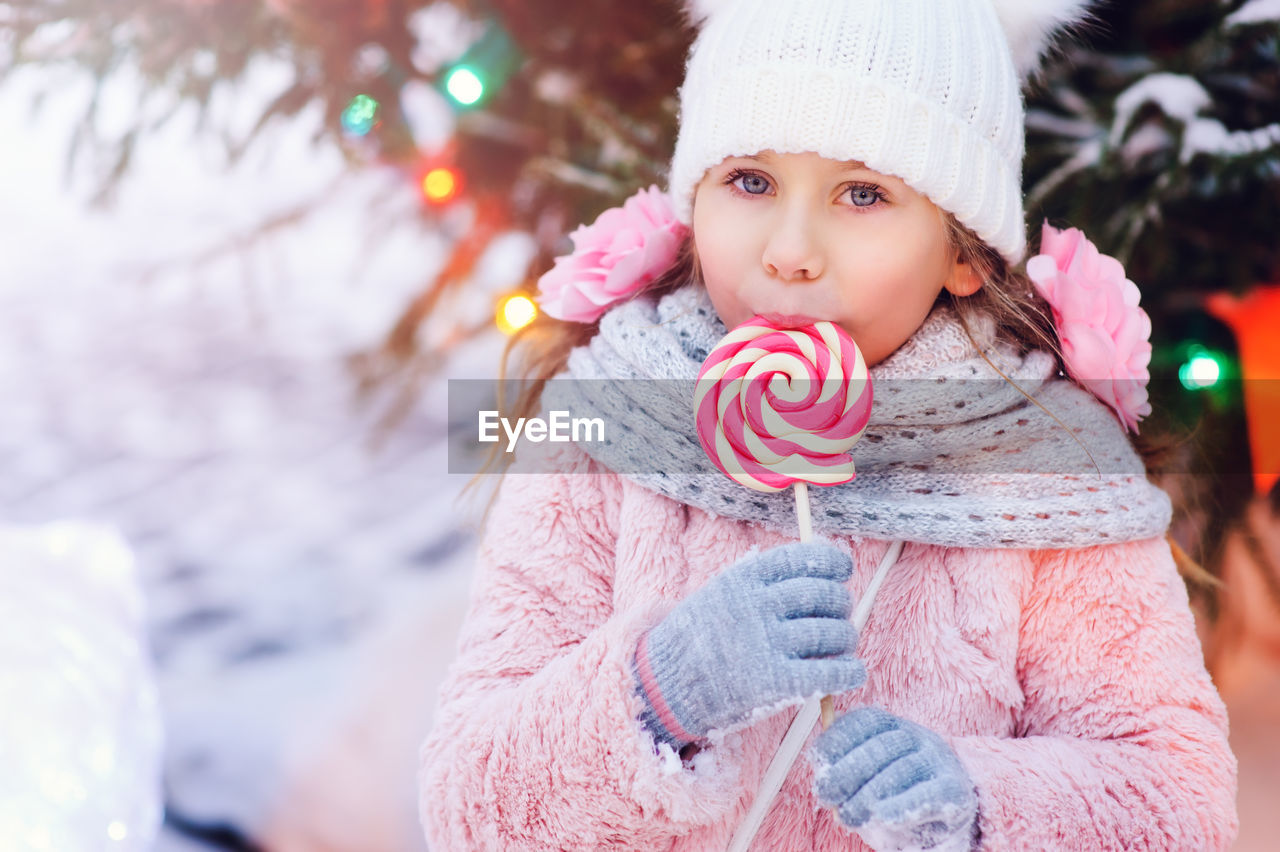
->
[942,215,1060,364]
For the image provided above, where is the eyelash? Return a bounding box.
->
[723,168,888,210]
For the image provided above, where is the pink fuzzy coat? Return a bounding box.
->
[418,447,1237,850]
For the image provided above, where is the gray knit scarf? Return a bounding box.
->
[545,284,1171,549]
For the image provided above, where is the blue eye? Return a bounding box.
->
[726,169,772,195]
[848,185,883,208]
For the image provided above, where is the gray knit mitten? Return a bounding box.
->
[632,542,865,750]
[811,707,979,852]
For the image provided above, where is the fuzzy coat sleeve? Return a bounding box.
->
[417,452,742,850]
[952,536,1238,850]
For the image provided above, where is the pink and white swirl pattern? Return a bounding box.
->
[694,319,873,492]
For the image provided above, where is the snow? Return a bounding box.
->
[0,55,508,851]
[1182,117,1280,162]
[0,523,162,852]
[1108,70,1280,164]
[1227,0,1280,27]
[1109,72,1210,148]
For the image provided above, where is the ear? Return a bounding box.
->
[943,258,984,298]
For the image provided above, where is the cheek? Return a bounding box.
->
[830,222,950,364]
[698,255,749,328]
[692,197,750,322]
[856,220,948,282]
[847,231,949,312]
[841,246,933,311]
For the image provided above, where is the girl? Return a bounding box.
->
[419,0,1238,849]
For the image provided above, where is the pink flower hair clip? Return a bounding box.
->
[1027,222,1153,434]
[536,185,688,323]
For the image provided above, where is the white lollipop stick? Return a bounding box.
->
[790,483,833,727]
[725,538,904,852]
[794,482,813,542]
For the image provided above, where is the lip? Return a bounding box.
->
[758,312,822,328]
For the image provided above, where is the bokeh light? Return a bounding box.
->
[444,67,485,106]
[422,167,460,204]
[340,94,379,136]
[1179,346,1224,390]
[496,294,537,335]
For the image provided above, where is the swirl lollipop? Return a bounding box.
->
[696,317,880,852]
[693,317,873,538]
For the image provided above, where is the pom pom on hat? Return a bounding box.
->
[988,0,1100,77]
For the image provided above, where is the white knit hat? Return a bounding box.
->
[669,0,1096,264]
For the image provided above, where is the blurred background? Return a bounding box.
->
[1,0,1277,850]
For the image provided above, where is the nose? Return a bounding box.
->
[761,204,824,282]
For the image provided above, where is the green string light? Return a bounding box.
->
[444,67,485,107]
[341,94,379,135]
[438,22,520,110]
[1178,345,1225,391]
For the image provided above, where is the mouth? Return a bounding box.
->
[758,312,823,328]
